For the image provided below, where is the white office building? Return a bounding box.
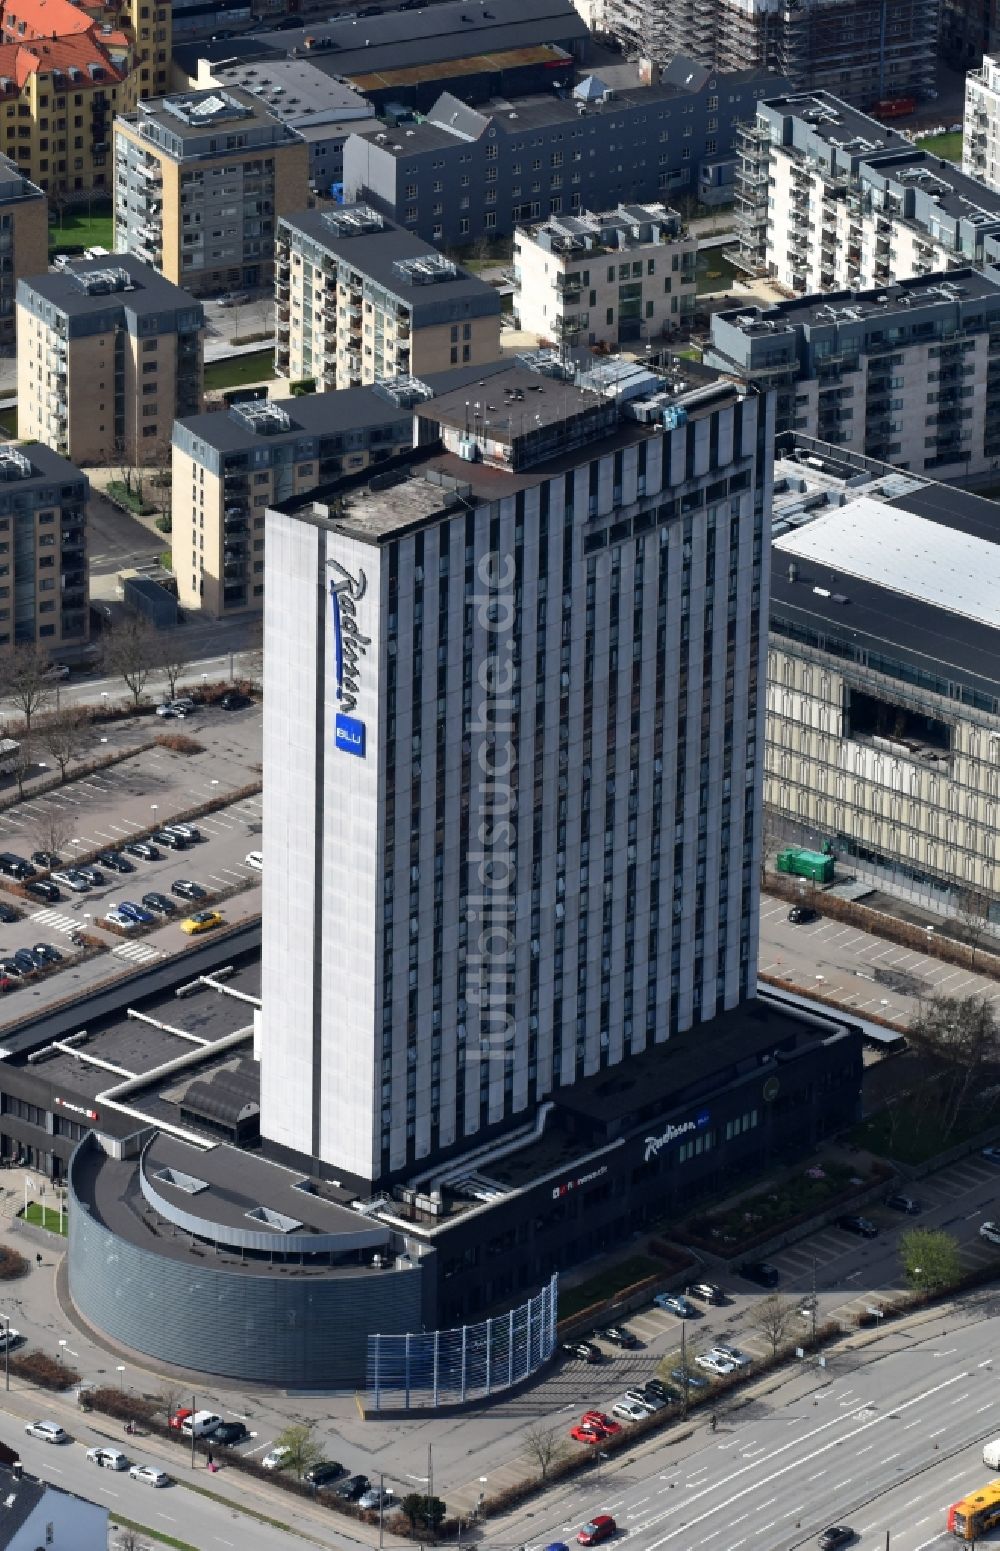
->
[261,362,773,1190]
[963,54,1000,194]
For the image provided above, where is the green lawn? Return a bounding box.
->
[850,1090,1000,1165]
[49,202,114,255]
[918,131,963,163]
[0,406,15,440]
[22,1201,67,1236]
[686,1157,866,1247]
[204,350,276,393]
[559,1254,663,1319]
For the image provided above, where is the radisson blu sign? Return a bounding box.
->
[329,560,370,759]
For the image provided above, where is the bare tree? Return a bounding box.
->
[104,615,159,708]
[157,1379,184,1424]
[953,886,993,967]
[750,1293,797,1357]
[0,644,53,733]
[38,707,89,782]
[150,436,173,529]
[31,805,76,859]
[115,1531,146,1551]
[7,737,35,799]
[156,639,192,702]
[523,1420,567,1481]
[111,435,142,502]
[907,994,999,1139]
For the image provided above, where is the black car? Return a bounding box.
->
[24,880,60,903]
[76,866,105,886]
[141,891,176,915]
[739,1261,780,1288]
[212,1421,250,1447]
[336,1474,370,1502]
[31,943,61,966]
[788,905,820,925]
[603,1325,639,1349]
[644,1378,678,1403]
[31,851,61,869]
[220,692,250,711]
[152,829,189,851]
[818,1529,855,1551]
[837,1214,878,1239]
[97,851,134,874]
[687,1282,725,1305]
[562,1339,601,1363]
[172,879,207,901]
[0,901,17,923]
[12,949,36,976]
[126,842,161,862]
[305,1460,344,1487]
[885,1193,921,1215]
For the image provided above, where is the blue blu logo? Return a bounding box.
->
[336,714,366,758]
[696,1110,711,1129]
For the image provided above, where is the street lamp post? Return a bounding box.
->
[117,1364,125,1394]
[58,1339,67,1366]
[1,1313,10,1392]
[379,1471,386,1551]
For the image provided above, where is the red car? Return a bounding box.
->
[168,1409,193,1432]
[578,1516,616,1546]
[580,1411,621,1436]
[570,1424,607,1445]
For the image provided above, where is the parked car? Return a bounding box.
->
[622,1386,662,1413]
[172,879,207,900]
[788,905,819,925]
[12,950,36,976]
[76,866,105,887]
[51,870,89,893]
[41,663,69,682]
[712,1344,751,1368]
[166,823,201,843]
[24,1421,67,1443]
[982,1146,1000,1163]
[152,830,189,851]
[31,943,61,967]
[336,1474,371,1501]
[212,1421,251,1447]
[168,1409,193,1432]
[218,291,249,308]
[220,692,250,710]
[180,909,223,935]
[837,1214,878,1239]
[602,1325,638,1348]
[245,851,263,871]
[818,1529,855,1551]
[562,1340,601,1363]
[97,850,133,874]
[25,880,60,903]
[653,1292,697,1317]
[141,891,176,915]
[105,909,136,929]
[358,1486,395,1511]
[885,1193,921,1214]
[687,1282,725,1305]
[980,1220,1000,1245]
[695,1353,736,1376]
[0,902,17,923]
[304,1460,344,1487]
[571,1423,609,1445]
[86,1447,129,1470]
[118,901,156,925]
[739,1261,780,1288]
[670,1368,709,1389]
[0,853,34,879]
[261,1445,291,1471]
[0,1327,23,1349]
[611,1398,648,1423]
[643,1378,677,1404]
[577,1516,616,1546]
[580,1411,620,1436]
[129,1465,170,1487]
[126,842,161,861]
[31,851,61,869]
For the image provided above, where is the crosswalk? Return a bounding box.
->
[29,908,81,937]
[110,940,162,966]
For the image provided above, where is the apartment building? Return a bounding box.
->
[171,389,416,617]
[736,92,1000,292]
[963,55,1000,193]
[17,254,203,465]
[767,437,1000,919]
[275,206,501,391]
[113,88,309,293]
[0,151,45,346]
[0,441,88,656]
[599,0,936,109]
[0,0,169,197]
[705,267,1000,479]
[346,60,788,246]
[513,203,697,347]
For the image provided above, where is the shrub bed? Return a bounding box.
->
[681,1157,891,1255]
[153,734,205,755]
[0,1246,28,1279]
[12,1350,79,1389]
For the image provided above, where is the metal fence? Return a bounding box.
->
[366,1274,558,1411]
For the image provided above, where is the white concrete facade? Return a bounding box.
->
[963,56,1000,193]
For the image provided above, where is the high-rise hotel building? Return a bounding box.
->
[261,363,774,1190]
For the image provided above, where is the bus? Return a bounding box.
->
[948,1481,1000,1539]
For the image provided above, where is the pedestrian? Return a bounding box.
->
[206,1450,214,1469]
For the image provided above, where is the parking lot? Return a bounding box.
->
[759,895,1000,1022]
[0,701,263,991]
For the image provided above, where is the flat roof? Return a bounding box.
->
[719,266,1000,334]
[424,363,596,435]
[758,90,909,155]
[349,42,570,92]
[279,206,500,315]
[18,255,201,320]
[209,57,372,119]
[124,85,300,149]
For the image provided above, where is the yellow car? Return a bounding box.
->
[179,909,223,936]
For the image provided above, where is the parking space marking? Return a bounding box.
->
[111,941,163,965]
[30,909,83,935]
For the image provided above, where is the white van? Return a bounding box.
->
[984,1438,1000,1470]
[180,1410,222,1438]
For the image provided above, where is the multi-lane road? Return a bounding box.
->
[520,1308,1000,1551]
